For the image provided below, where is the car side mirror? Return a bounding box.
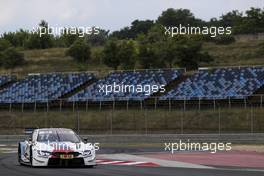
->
[83,138,88,144]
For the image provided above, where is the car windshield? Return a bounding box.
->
[57,129,80,143]
[37,129,80,143]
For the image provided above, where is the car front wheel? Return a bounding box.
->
[17,143,22,165]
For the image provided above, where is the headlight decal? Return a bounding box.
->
[37,150,52,157]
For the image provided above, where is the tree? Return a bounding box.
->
[157,8,204,26]
[86,28,109,46]
[25,20,54,49]
[111,27,131,39]
[0,47,24,68]
[118,40,137,69]
[157,37,182,68]
[175,41,213,70]
[2,30,30,47]
[66,39,91,63]
[220,10,243,27]
[245,8,264,33]
[137,44,160,69]
[0,39,12,51]
[111,20,154,39]
[25,33,42,49]
[129,20,154,37]
[59,28,81,47]
[135,22,213,70]
[102,39,137,70]
[218,8,264,34]
[102,40,120,70]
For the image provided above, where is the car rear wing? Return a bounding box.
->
[24,128,36,135]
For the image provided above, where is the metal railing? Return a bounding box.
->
[0,95,263,135]
[0,94,263,112]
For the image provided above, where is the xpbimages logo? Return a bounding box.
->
[98,82,166,96]
[164,140,232,154]
[32,25,101,37]
[164,24,232,38]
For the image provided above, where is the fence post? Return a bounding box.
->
[184,98,186,112]
[126,100,129,111]
[22,102,24,113]
[198,98,201,111]
[59,99,62,112]
[213,99,216,111]
[169,98,171,111]
[218,107,221,135]
[72,101,75,112]
[34,101,36,112]
[110,108,113,135]
[244,98,247,109]
[46,101,49,112]
[9,102,12,112]
[45,111,47,128]
[154,97,157,110]
[140,100,143,110]
[251,106,253,133]
[112,99,115,111]
[181,107,184,134]
[77,111,80,134]
[228,97,231,109]
[85,100,88,112]
[144,109,147,135]
[99,101,102,111]
[261,95,263,108]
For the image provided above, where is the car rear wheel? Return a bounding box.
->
[29,146,33,166]
[17,143,22,165]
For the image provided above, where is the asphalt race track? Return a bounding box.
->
[0,153,263,176]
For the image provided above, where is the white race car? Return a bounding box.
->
[18,128,96,167]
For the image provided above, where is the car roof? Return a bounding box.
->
[34,128,74,133]
[37,128,72,130]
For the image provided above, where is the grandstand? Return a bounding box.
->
[160,66,264,100]
[0,67,263,134]
[68,69,183,102]
[0,72,95,103]
[0,75,16,88]
[0,66,263,108]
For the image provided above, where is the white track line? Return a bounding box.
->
[96,160,156,166]
[98,160,125,165]
[99,154,212,169]
[120,161,147,165]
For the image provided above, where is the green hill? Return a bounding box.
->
[0,40,263,76]
[203,40,264,67]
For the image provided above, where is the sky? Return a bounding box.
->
[0,0,263,34]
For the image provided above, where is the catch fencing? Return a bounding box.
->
[0,95,263,135]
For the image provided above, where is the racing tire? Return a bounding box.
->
[17,143,22,165]
[29,145,33,167]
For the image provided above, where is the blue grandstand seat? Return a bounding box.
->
[0,75,16,87]
[68,69,184,101]
[160,67,264,100]
[0,73,95,103]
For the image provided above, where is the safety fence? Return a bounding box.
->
[0,95,263,135]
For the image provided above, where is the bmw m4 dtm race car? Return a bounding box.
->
[18,128,96,167]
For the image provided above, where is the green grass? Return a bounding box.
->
[0,107,263,134]
[0,40,263,76]
[0,47,110,77]
[202,40,264,67]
